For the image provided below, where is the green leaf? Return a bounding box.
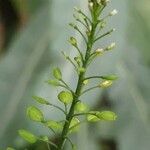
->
[6,147,15,150]
[18,129,37,143]
[44,120,63,131]
[99,80,113,88]
[58,91,73,104]
[101,75,118,80]
[32,96,50,105]
[47,79,60,86]
[27,106,44,122]
[97,111,117,121]
[53,67,62,80]
[75,102,88,113]
[69,118,80,133]
[87,111,100,122]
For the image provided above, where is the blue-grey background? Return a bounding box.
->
[0,0,150,149]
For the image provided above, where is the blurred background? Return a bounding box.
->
[0,0,150,149]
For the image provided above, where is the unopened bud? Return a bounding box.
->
[83,79,89,85]
[99,80,113,88]
[109,9,118,16]
[95,48,104,55]
[106,42,116,50]
[89,2,94,9]
[69,37,77,47]
[78,67,86,73]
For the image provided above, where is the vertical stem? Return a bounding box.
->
[58,13,98,150]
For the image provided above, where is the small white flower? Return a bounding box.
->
[109,9,118,16]
[95,48,104,55]
[97,0,101,4]
[105,0,110,3]
[106,42,116,50]
[112,28,116,32]
[89,2,94,9]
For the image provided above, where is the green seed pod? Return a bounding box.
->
[18,129,37,144]
[53,68,62,80]
[47,79,60,86]
[101,75,118,81]
[75,102,88,113]
[69,118,80,133]
[87,111,100,122]
[45,120,62,131]
[97,111,117,121]
[27,106,44,122]
[99,80,113,88]
[32,96,50,105]
[58,91,73,104]
[69,37,77,47]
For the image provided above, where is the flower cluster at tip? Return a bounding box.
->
[16,0,119,149]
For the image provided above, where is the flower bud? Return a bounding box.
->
[95,48,104,55]
[97,0,101,5]
[99,80,113,88]
[74,57,81,66]
[78,67,86,73]
[100,21,106,29]
[69,37,77,47]
[109,9,118,16]
[89,2,94,10]
[106,42,116,50]
[83,79,89,85]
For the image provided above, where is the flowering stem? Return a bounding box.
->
[58,7,100,150]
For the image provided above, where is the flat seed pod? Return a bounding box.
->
[32,96,50,105]
[58,91,73,104]
[27,106,44,122]
[97,111,117,121]
[45,120,62,131]
[47,79,60,86]
[101,75,118,80]
[75,102,88,113]
[53,68,62,80]
[87,111,100,122]
[69,118,80,133]
[18,129,37,144]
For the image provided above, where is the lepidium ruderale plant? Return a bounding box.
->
[11,0,119,150]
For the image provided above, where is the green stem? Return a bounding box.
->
[81,85,99,95]
[58,11,98,150]
[94,28,114,42]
